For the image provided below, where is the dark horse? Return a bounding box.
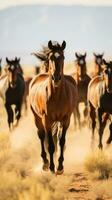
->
[0,57,25,130]
[0,58,2,76]
[88,59,112,149]
[72,52,91,128]
[29,41,78,174]
[93,53,104,77]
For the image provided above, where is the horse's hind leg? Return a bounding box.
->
[15,102,22,126]
[5,103,13,131]
[38,130,49,171]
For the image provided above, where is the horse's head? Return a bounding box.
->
[103,59,112,93]
[6,57,20,88]
[93,53,104,66]
[75,52,87,76]
[48,40,66,87]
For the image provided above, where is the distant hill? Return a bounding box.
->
[0,5,112,64]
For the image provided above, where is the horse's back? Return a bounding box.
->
[0,74,9,100]
[29,73,48,89]
[88,76,104,108]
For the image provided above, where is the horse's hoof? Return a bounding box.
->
[56,169,64,175]
[106,138,112,145]
[98,144,103,150]
[42,163,49,171]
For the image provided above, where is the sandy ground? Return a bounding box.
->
[0,87,112,199]
[0,101,97,199]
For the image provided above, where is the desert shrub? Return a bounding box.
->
[84,151,112,179]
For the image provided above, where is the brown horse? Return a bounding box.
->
[93,53,104,77]
[72,52,91,128]
[29,41,78,174]
[88,59,112,149]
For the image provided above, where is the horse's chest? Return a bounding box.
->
[77,81,88,101]
[47,98,68,121]
[100,93,112,113]
[6,87,22,103]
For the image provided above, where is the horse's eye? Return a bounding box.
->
[105,69,108,74]
[50,55,54,61]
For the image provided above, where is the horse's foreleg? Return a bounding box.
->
[76,105,81,129]
[38,130,49,171]
[47,131,55,173]
[107,122,112,144]
[15,102,22,126]
[5,103,13,131]
[89,102,96,148]
[73,108,77,130]
[97,110,107,149]
[84,102,88,118]
[57,126,67,175]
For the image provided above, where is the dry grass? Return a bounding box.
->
[84,150,112,180]
[0,132,72,200]
[91,180,112,200]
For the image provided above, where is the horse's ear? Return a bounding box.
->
[101,52,104,57]
[103,59,108,66]
[17,58,20,63]
[93,52,96,57]
[61,41,66,50]
[48,40,53,49]
[75,52,79,58]
[84,52,87,57]
[6,57,10,64]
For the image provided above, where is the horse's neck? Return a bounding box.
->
[48,76,65,99]
[76,68,87,83]
[95,64,102,75]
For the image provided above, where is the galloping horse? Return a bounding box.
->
[93,53,104,77]
[72,52,91,128]
[29,41,78,174]
[0,57,25,130]
[0,58,2,76]
[88,59,112,149]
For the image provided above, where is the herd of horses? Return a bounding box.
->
[0,40,112,174]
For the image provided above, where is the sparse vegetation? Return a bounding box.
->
[84,151,112,180]
[0,132,71,200]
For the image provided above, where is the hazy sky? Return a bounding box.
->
[0,0,112,10]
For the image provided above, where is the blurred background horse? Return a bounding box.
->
[0,57,25,130]
[72,52,91,129]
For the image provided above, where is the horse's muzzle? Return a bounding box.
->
[107,88,112,94]
[52,75,61,87]
[10,82,16,88]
